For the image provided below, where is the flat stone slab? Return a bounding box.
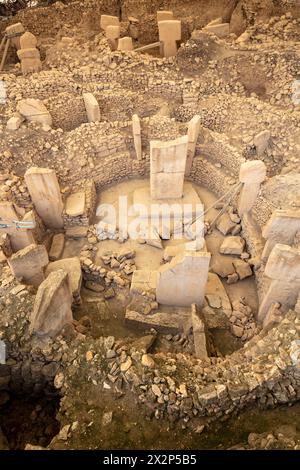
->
[65,226,88,239]
[133,182,203,219]
[125,307,190,334]
[45,257,82,297]
[49,233,65,261]
[130,269,159,294]
[65,192,86,217]
[205,272,232,317]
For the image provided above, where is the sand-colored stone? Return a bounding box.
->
[49,233,65,261]
[24,167,63,229]
[118,37,133,51]
[5,23,25,49]
[262,209,300,261]
[100,15,120,31]
[8,243,48,287]
[45,257,82,301]
[65,192,86,217]
[0,201,35,252]
[258,244,300,322]
[238,160,267,216]
[150,135,188,200]
[204,23,230,38]
[186,115,201,175]
[157,11,174,22]
[158,20,181,58]
[132,114,142,160]
[191,304,210,359]
[19,32,37,49]
[30,269,73,337]
[83,93,100,122]
[17,99,52,126]
[156,251,211,307]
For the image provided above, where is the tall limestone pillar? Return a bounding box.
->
[24,167,63,229]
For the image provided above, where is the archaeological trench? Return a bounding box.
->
[0,0,299,452]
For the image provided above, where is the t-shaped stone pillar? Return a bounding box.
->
[262,209,300,262]
[0,201,35,252]
[158,20,181,58]
[24,167,64,229]
[100,15,120,51]
[186,115,201,176]
[157,11,174,56]
[150,135,188,200]
[258,244,300,323]
[105,24,121,51]
[238,160,266,217]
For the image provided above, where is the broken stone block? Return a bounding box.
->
[83,93,100,123]
[49,233,65,261]
[100,15,120,31]
[17,47,42,75]
[5,22,25,49]
[8,243,49,287]
[216,213,236,235]
[125,307,190,334]
[118,37,133,51]
[6,114,23,130]
[30,269,73,337]
[65,192,86,217]
[156,251,211,307]
[205,272,232,317]
[17,99,52,126]
[219,236,245,255]
[233,259,252,280]
[20,31,37,49]
[45,257,82,303]
[253,130,271,156]
[0,201,35,252]
[211,256,235,278]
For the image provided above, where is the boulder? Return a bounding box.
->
[17,99,52,126]
[219,236,245,255]
[216,213,236,235]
